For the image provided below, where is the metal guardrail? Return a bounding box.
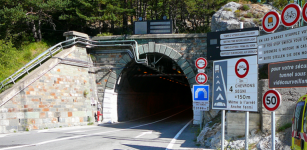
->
[0,37,146,92]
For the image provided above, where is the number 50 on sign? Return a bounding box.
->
[263,90,282,111]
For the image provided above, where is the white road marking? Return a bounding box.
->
[1,107,191,150]
[166,119,192,150]
[134,131,152,138]
[0,134,8,138]
[65,129,99,133]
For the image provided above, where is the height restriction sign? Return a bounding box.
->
[195,57,207,69]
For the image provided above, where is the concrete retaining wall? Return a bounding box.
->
[0,45,98,133]
[226,112,260,136]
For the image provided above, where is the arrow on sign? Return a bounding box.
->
[216,80,220,84]
[216,76,219,78]
[216,93,224,100]
[216,86,222,91]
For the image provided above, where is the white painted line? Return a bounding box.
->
[1,107,191,150]
[166,120,192,150]
[65,129,99,133]
[0,134,8,138]
[134,131,152,138]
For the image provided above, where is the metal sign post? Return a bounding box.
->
[263,89,282,150]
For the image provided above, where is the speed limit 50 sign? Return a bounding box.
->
[263,90,282,111]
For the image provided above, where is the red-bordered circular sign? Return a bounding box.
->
[263,90,282,111]
[195,73,208,84]
[195,57,207,69]
[235,58,249,78]
[303,3,307,23]
[281,3,301,27]
[262,11,280,33]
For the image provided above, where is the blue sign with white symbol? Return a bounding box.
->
[212,60,227,109]
[193,85,209,101]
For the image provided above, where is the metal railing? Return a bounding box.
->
[0,37,146,92]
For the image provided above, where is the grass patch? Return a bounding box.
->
[87,122,94,125]
[234,10,241,17]
[0,40,52,94]
[253,18,261,25]
[242,4,250,11]
[277,122,292,132]
[97,32,113,36]
[245,12,253,18]
[240,17,245,21]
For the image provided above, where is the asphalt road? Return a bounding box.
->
[0,106,212,150]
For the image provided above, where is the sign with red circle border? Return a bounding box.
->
[235,58,249,78]
[303,3,307,23]
[281,3,301,27]
[263,90,282,111]
[195,73,208,84]
[195,57,207,69]
[262,11,280,33]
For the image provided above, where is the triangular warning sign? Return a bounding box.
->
[216,93,224,100]
[216,80,220,84]
[216,86,222,91]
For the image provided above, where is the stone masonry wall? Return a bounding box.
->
[91,34,220,124]
[0,46,97,133]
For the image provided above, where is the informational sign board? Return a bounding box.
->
[263,90,282,111]
[257,25,307,64]
[269,59,307,88]
[207,27,259,60]
[193,85,209,111]
[281,4,301,27]
[134,20,173,34]
[212,55,258,111]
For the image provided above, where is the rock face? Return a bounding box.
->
[211,2,272,32]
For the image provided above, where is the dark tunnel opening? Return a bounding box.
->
[116,53,192,122]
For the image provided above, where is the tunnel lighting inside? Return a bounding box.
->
[115,53,192,122]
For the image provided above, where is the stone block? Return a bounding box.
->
[186,71,196,80]
[48,112,53,118]
[25,112,39,119]
[43,118,51,124]
[0,113,6,120]
[169,50,178,59]
[106,82,115,89]
[9,119,19,126]
[0,120,9,126]
[159,45,167,54]
[108,78,116,84]
[155,44,161,53]
[6,126,17,132]
[123,54,132,63]
[173,53,182,60]
[188,78,196,85]
[183,66,193,75]
[180,61,190,71]
[143,44,149,53]
[72,111,86,117]
[138,45,144,55]
[16,112,25,118]
[165,48,172,56]
[6,113,17,119]
[148,42,155,52]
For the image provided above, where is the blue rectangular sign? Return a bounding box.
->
[193,85,209,101]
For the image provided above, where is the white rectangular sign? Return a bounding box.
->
[220,49,257,57]
[221,37,257,45]
[221,43,257,51]
[257,26,307,64]
[220,30,259,39]
[212,55,258,111]
[193,101,209,111]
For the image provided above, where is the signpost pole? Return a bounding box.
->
[245,111,249,150]
[221,110,225,150]
[272,111,275,150]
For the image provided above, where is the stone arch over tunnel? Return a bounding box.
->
[102,42,197,123]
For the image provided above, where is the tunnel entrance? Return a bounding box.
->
[116,53,192,122]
